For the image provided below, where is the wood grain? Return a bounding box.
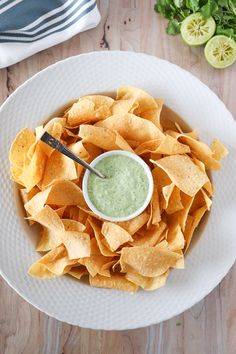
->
[0,1,236,353]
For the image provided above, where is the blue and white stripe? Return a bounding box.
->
[0,0,100,67]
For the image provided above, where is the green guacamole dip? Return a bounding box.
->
[87,155,149,218]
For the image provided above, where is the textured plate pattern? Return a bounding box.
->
[0,51,236,330]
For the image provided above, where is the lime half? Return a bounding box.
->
[181,13,216,46]
[204,35,236,69]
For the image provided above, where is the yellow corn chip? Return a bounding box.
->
[41,150,77,188]
[151,155,209,196]
[20,142,47,191]
[147,184,161,228]
[184,205,208,252]
[101,222,133,251]
[87,217,116,257]
[117,211,149,235]
[38,119,64,157]
[171,192,194,231]
[79,125,133,152]
[89,273,138,293]
[29,205,64,230]
[211,139,228,161]
[68,266,88,279]
[28,263,57,279]
[134,139,162,155]
[165,186,183,214]
[131,221,166,247]
[115,86,164,129]
[61,231,90,259]
[54,206,66,218]
[9,128,36,168]
[161,183,175,209]
[120,245,181,277]
[125,270,169,291]
[174,134,221,170]
[157,135,190,155]
[96,113,164,144]
[167,223,185,251]
[28,244,77,277]
[66,95,114,126]
[79,239,112,277]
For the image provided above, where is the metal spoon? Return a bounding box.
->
[40,131,105,179]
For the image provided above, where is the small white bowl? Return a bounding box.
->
[82,150,154,222]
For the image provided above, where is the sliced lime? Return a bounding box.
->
[181,13,215,46]
[204,35,236,69]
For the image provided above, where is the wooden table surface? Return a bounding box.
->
[1,1,236,353]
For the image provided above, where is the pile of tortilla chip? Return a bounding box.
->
[9,86,228,293]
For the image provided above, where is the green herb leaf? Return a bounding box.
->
[218,0,229,7]
[186,0,200,12]
[174,0,184,8]
[154,0,236,45]
[166,19,181,34]
[216,25,235,37]
[201,0,218,18]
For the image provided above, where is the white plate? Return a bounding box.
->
[0,51,236,330]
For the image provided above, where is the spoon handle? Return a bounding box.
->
[40,131,105,179]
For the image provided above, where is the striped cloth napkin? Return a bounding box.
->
[0,0,100,68]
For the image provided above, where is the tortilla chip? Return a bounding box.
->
[111,97,139,116]
[151,155,209,196]
[27,263,57,279]
[62,219,86,232]
[10,165,24,185]
[120,245,181,277]
[79,238,112,277]
[165,186,183,214]
[125,270,169,291]
[101,222,133,251]
[171,193,194,231]
[28,244,77,277]
[68,266,88,280]
[79,125,133,151]
[117,211,149,235]
[68,140,103,178]
[167,223,185,251]
[61,231,90,259]
[41,150,77,188]
[54,206,66,218]
[65,95,114,126]
[191,156,213,196]
[89,273,138,293]
[152,166,171,190]
[9,128,36,168]
[174,134,221,170]
[115,86,164,129]
[32,180,87,213]
[39,119,64,156]
[101,260,118,271]
[174,250,185,268]
[20,142,47,191]
[184,205,208,252]
[20,186,40,224]
[131,221,166,247]
[87,217,116,257]
[96,113,164,144]
[156,135,190,155]
[161,183,175,209]
[134,139,162,155]
[211,139,228,161]
[147,184,161,227]
[29,205,64,230]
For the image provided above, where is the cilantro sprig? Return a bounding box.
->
[154,0,236,39]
